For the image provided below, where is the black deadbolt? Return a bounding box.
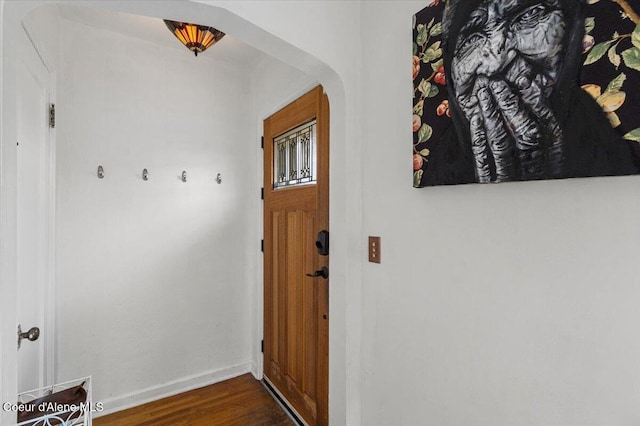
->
[316,230,329,256]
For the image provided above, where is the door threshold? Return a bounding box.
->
[262,377,307,426]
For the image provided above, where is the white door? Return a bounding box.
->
[16,27,52,393]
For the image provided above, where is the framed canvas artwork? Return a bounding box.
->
[413,0,640,187]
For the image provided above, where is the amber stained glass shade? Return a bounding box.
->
[164,20,225,56]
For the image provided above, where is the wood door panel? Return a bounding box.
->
[285,210,302,381]
[264,86,329,426]
[269,209,318,401]
[269,187,316,210]
[302,211,318,400]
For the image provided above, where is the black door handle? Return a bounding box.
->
[306,266,328,279]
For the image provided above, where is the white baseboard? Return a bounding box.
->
[250,361,262,380]
[95,361,252,418]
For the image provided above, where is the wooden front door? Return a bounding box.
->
[263,86,329,426]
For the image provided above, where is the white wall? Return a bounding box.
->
[53,16,255,410]
[358,2,640,425]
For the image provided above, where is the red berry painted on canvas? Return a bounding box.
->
[432,65,446,85]
[436,100,450,117]
[413,154,424,171]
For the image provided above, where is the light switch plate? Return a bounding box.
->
[368,236,381,264]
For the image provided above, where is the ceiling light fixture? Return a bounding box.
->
[163,20,225,57]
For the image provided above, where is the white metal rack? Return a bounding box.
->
[17,376,92,426]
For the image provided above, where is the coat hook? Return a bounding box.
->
[142,168,149,181]
[97,165,104,179]
[181,171,187,182]
[216,173,222,184]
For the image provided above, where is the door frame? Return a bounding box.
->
[254,80,319,382]
[16,19,57,391]
[261,85,330,425]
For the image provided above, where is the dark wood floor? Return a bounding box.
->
[93,374,294,426]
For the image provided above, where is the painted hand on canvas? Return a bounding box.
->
[451,1,566,182]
